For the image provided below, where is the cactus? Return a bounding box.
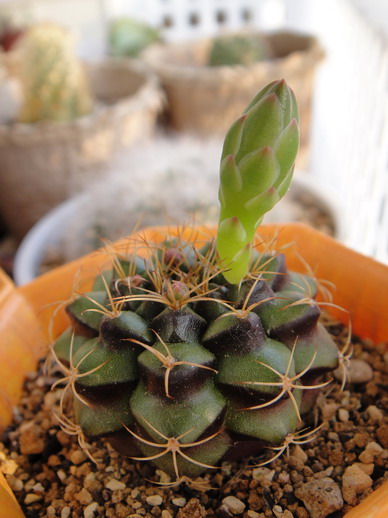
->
[208,33,270,67]
[109,18,160,58]
[52,80,340,481]
[18,23,92,123]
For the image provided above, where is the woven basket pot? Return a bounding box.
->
[142,31,323,157]
[0,223,387,517]
[0,58,164,239]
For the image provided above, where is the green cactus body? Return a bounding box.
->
[53,236,339,480]
[51,81,340,481]
[18,23,92,123]
[208,33,270,67]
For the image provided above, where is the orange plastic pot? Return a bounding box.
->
[0,223,387,518]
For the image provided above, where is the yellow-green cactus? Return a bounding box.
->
[208,33,270,67]
[18,23,92,123]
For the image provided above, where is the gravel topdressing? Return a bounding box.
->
[0,322,387,518]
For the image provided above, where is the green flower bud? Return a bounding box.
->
[216,79,300,284]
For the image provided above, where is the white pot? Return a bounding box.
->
[14,172,344,286]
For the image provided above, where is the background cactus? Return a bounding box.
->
[109,17,161,58]
[208,33,270,67]
[52,80,340,481]
[17,23,92,123]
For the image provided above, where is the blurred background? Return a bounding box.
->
[0,0,387,283]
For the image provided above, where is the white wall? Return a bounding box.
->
[290,0,388,262]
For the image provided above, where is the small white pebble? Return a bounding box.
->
[252,467,275,481]
[24,479,36,491]
[0,457,18,475]
[146,494,163,506]
[84,502,98,518]
[342,464,373,505]
[334,359,373,384]
[156,469,171,484]
[353,462,374,475]
[46,505,56,517]
[70,449,87,465]
[295,477,343,517]
[43,391,58,408]
[278,471,290,484]
[321,402,339,421]
[162,511,172,518]
[172,497,186,507]
[61,507,71,518]
[8,477,23,491]
[222,495,246,515]
[84,472,96,483]
[338,408,349,422]
[367,405,384,421]
[32,482,44,492]
[105,478,126,491]
[247,512,259,518]
[273,505,283,517]
[359,441,383,463]
[292,445,308,463]
[314,466,334,479]
[24,493,42,505]
[57,469,67,482]
[365,441,383,454]
[131,488,140,498]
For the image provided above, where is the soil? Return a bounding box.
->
[0,322,387,518]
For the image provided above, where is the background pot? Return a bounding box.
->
[0,223,388,517]
[0,58,164,240]
[142,30,323,161]
[13,173,345,285]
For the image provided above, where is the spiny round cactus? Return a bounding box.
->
[208,33,270,67]
[51,80,341,482]
[17,23,93,123]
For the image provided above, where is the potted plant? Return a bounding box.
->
[0,22,164,239]
[0,81,387,516]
